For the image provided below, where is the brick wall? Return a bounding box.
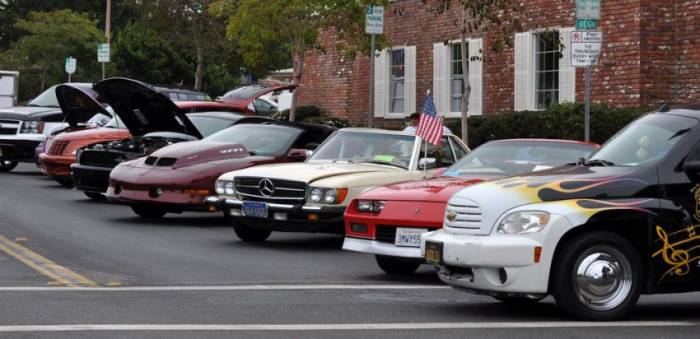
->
[297,0,700,126]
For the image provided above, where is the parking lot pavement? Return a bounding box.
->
[0,163,699,338]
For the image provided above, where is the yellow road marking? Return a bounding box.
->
[0,234,98,287]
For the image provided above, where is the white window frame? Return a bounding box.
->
[433,38,483,118]
[514,27,575,111]
[373,45,416,119]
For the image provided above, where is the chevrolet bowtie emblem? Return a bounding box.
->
[414,208,420,214]
[258,178,275,197]
[446,210,456,222]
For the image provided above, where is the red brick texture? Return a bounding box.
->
[297,0,700,126]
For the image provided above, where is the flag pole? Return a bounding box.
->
[422,89,430,179]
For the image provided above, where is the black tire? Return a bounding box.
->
[0,160,19,172]
[231,220,271,242]
[130,204,167,219]
[493,296,545,304]
[551,231,642,321]
[56,178,73,188]
[375,255,422,275]
[84,191,106,201]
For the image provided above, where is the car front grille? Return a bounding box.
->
[0,120,19,135]
[445,199,482,230]
[47,140,70,155]
[375,225,437,243]
[79,150,123,168]
[234,176,307,201]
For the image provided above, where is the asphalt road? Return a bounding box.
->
[0,163,699,338]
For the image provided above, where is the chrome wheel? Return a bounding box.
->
[573,247,633,311]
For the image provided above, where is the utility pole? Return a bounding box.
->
[103,0,112,80]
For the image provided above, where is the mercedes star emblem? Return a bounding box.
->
[258,178,275,197]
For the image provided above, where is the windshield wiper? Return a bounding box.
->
[668,128,690,140]
[577,158,615,167]
[358,160,407,169]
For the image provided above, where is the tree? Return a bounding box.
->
[0,10,101,99]
[214,0,387,121]
[425,0,523,144]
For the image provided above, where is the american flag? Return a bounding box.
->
[416,92,443,145]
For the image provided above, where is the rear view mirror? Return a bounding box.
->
[286,148,308,162]
[418,157,437,170]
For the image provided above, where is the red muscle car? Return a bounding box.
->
[342,139,599,274]
[107,122,335,219]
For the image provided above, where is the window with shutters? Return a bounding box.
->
[389,49,405,114]
[450,44,466,113]
[535,31,560,109]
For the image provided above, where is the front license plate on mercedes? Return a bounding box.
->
[394,227,428,247]
[242,201,268,218]
[425,241,443,265]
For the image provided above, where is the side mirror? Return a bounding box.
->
[418,157,437,170]
[286,148,308,162]
[683,160,700,181]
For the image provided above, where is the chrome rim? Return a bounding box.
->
[573,247,633,311]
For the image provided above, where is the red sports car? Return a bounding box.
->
[107,122,335,219]
[342,139,599,274]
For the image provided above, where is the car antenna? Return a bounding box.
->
[658,91,683,113]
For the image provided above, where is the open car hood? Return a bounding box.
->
[55,85,111,128]
[94,78,202,138]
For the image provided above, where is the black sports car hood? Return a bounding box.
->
[56,85,111,128]
[94,78,202,138]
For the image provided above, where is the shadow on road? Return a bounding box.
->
[109,214,231,228]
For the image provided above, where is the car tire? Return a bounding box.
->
[0,160,19,172]
[130,205,167,219]
[551,231,642,321]
[375,255,421,275]
[232,220,271,242]
[492,296,545,304]
[84,191,106,201]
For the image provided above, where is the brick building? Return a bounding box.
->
[296,0,700,127]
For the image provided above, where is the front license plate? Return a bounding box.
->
[394,227,428,247]
[242,201,268,218]
[424,241,443,265]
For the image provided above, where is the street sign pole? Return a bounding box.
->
[368,33,375,128]
[584,66,591,141]
[575,0,601,142]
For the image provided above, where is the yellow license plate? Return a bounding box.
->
[425,241,443,265]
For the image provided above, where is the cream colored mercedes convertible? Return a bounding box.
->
[204,128,469,242]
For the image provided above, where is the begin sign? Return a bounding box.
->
[571,31,602,67]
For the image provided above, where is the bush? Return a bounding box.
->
[445,103,651,147]
[272,105,321,121]
[302,116,350,129]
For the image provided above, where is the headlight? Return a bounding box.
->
[308,187,348,204]
[357,200,386,213]
[20,121,43,134]
[497,211,550,234]
[224,181,235,195]
[215,180,225,194]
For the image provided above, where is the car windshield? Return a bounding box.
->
[27,86,60,107]
[309,131,416,169]
[589,113,697,167]
[444,140,597,176]
[221,84,271,101]
[205,124,301,156]
[189,116,236,138]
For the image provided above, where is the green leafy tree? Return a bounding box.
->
[214,0,387,121]
[425,0,523,144]
[0,10,101,99]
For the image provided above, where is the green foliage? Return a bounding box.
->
[302,116,349,129]
[272,106,321,121]
[443,103,651,147]
[0,10,101,100]
[113,22,192,86]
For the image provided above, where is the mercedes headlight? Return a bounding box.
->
[308,187,348,204]
[497,211,550,234]
[310,188,324,202]
[215,180,225,194]
[224,181,235,195]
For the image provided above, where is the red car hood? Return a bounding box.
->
[359,175,503,203]
[146,140,256,169]
[54,127,130,142]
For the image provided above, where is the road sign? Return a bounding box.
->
[576,18,597,30]
[576,0,601,19]
[365,5,384,35]
[97,43,110,63]
[65,57,76,74]
[571,31,603,67]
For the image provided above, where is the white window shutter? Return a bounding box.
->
[432,42,449,116]
[468,38,483,116]
[404,46,417,115]
[514,32,533,111]
[373,50,388,117]
[558,27,576,103]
